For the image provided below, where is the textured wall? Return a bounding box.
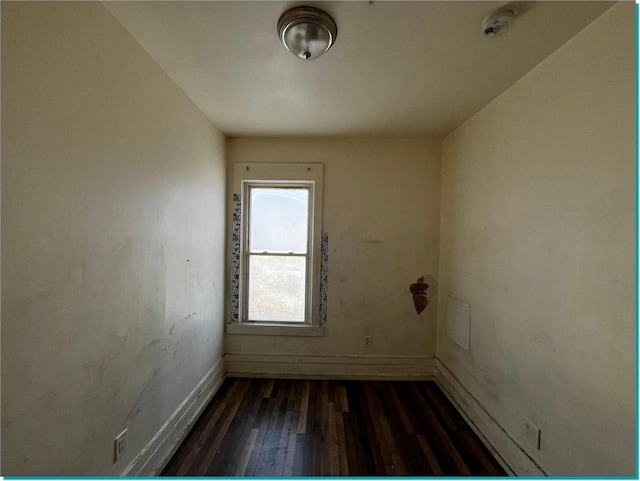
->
[2,2,226,475]
[438,3,635,476]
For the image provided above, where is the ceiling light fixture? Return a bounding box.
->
[277,6,337,61]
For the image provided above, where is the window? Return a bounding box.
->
[228,163,324,336]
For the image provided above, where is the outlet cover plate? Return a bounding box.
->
[524,418,541,450]
[114,429,128,462]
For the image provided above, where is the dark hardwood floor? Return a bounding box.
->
[161,378,507,476]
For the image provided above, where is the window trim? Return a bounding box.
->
[227,162,324,336]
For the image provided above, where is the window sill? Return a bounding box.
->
[226,323,325,337]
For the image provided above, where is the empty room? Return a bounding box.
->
[1,0,635,477]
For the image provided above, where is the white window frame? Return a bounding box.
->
[227,163,324,336]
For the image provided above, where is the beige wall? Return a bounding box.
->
[1,2,226,475]
[438,2,635,476]
[226,138,441,373]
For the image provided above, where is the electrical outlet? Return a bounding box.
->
[524,418,541,450]
[363,336,372,348]
[114,429,128,462]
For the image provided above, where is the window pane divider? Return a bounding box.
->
[248,252,307,257]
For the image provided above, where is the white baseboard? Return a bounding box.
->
[121,358,226,476]
[118,355,544,476]
[434,359,547,477]
[225,353,436,380]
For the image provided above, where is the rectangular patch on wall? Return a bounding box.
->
[446,296,470,351]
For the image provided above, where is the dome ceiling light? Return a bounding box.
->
[277,6,337,61]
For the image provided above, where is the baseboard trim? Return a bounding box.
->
[434,359,547,477]
[121,358,226,476]
[119,354,544,476]
[225,353,436,380]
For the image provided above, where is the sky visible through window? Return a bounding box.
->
[250,187,308,253]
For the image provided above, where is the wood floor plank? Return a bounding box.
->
[355,382,386,475]
[387,382,415,435]
[234,428,259,476]
[320,380,330,476]
[339,385,349,413]
[161,378,507,477]
[393,380,446,474]
[417,433,444,475]
[174,378,242,475]
[381,383,426,475]
[196,378,251,475]
[263,378,274,398]
[379,414,406,475]
[309,380,323,476]
[254,379,290,476]
[297,379,310,434]
[421,381,505,475]
[335,410,349,475]
[328,402,340,476]
[343,382,377,475]
[410,382,472,475]
[242,396,273,476]
[220,379,268,475]
[363,382,396,475]
[282,432,297,476]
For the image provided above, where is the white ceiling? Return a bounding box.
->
[104,1,614,138]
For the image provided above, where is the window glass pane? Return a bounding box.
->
[249,187,309,254]
[248,255,306,322]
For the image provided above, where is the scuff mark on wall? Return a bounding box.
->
[127,370,158,422]
[364,237,385,251]
[169,312,197,335]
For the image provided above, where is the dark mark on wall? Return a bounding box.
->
[127,370,158,421]
[171,312,197,335]
[409,276,429,315]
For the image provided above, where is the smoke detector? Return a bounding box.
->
[278,6,338,60]
[482,7,515,37]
